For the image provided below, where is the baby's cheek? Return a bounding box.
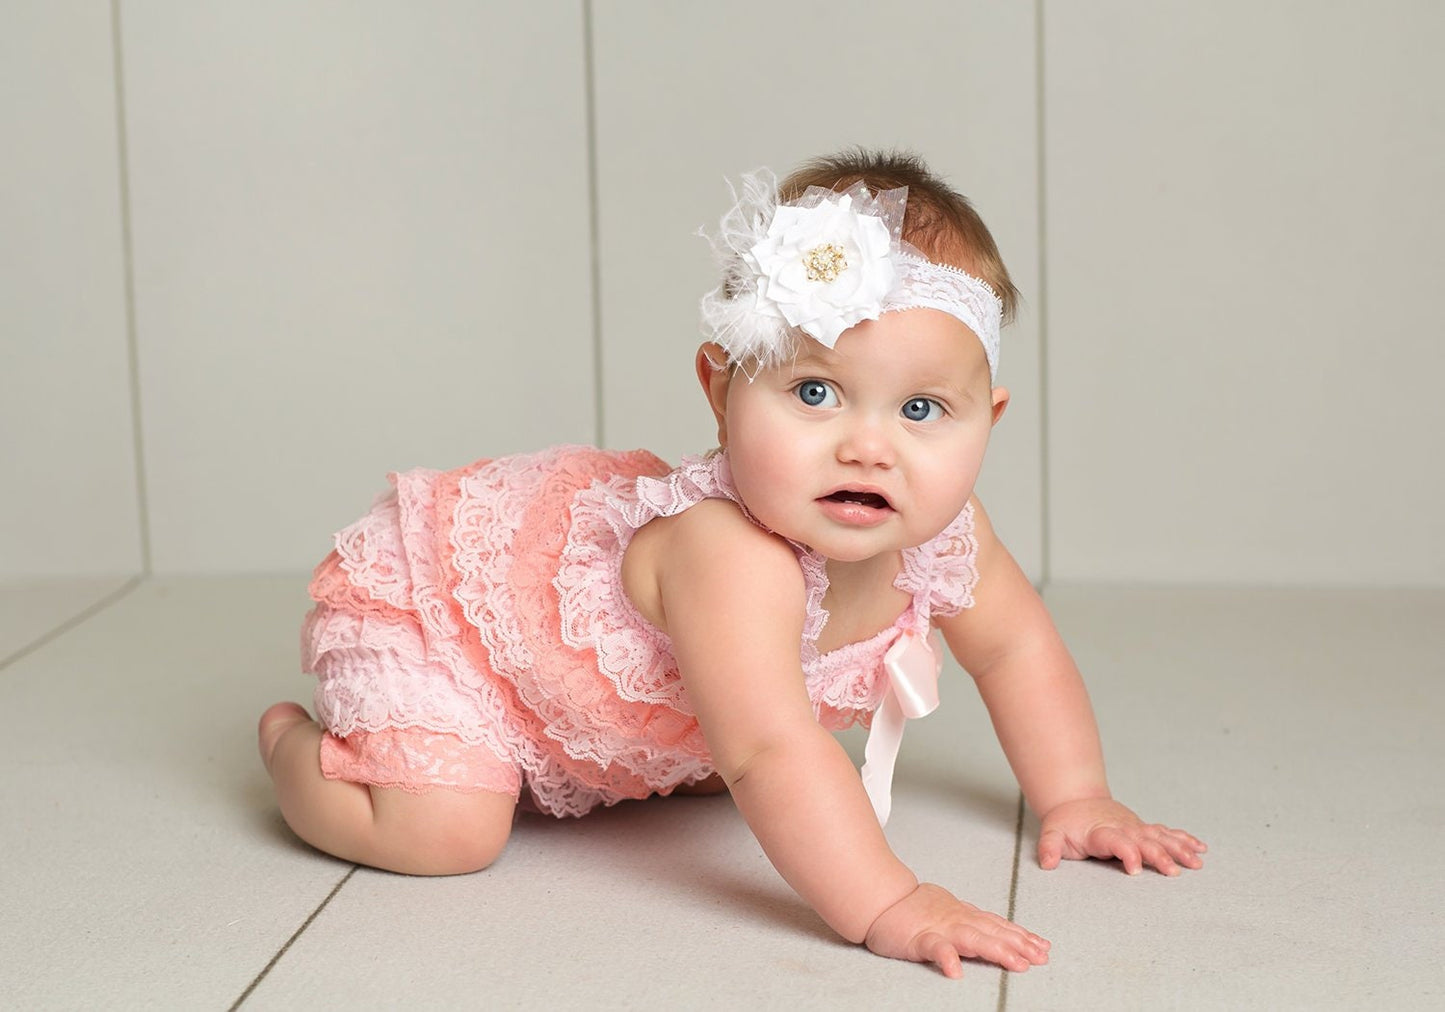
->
[922,466,980,523]
[727,453,784,520]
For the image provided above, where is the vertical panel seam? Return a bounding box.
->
[581,0,605,448]
[111,0,152,576]
[1035,0,1051,590]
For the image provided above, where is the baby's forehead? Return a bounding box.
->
[786,315,990,376]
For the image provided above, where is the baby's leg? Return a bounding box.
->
[258,703,516,876]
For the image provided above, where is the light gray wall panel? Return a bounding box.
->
[1,3,143,578]
[1045,2,1445,584]
[591,1,1044,579]
[122,2,595,573]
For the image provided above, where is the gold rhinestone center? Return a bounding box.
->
[802,242,849,283]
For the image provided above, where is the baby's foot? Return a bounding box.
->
[258,702,313,771]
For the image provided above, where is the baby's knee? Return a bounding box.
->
[373,788,515,876]
[416,818,511,876]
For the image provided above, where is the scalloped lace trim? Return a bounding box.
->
[554,452,831,707]
[884,254,1003,379]
[312,456,616,817]
[448,448,715,814]
[897,502,979,618]
[320,726,523,796]
[311,451,718,815]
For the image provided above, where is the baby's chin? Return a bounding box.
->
[802,537,916,565]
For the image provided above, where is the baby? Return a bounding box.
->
[259,149,1205,979]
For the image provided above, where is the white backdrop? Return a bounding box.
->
[3,1,1441,586]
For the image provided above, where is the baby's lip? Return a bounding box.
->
[818,485,894,510]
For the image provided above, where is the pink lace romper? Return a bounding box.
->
[302,446,980,818]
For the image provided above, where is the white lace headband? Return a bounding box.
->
[699,168,1003,380]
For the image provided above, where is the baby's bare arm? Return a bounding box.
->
[939,497,1206,874]
[638,502,1048,974]
[649,502,910,937]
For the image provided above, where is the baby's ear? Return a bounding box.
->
[990,386,1010,426]
[696,343,732,446]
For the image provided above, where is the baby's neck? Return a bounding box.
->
[818,551,910,650]
[823,551,904,607]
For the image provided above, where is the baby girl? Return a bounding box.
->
[259,149,1205,979]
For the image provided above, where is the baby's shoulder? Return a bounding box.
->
[622,497,802,633]
[636,496,797,574]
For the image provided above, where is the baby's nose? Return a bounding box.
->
[835,414,896,467]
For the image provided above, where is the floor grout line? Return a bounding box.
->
[229,866,358,1009]
[997,790,1026,1012]
[0,576,144,672]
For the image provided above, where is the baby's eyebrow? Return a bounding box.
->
[914,373,974,394]
[783,350,836,374]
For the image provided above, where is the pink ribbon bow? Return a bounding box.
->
[860,627,943,826]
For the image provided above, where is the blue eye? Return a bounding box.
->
[796,380,838,407]
[902,397,943,422]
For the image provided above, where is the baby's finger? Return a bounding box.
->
[995,918,1052,954]
[952,924,1045,973]
[1037,828,1066,870]
[1159,832,1206,869]
[972,911,1051,955]
[1138,839,1180,876]
[1005,929,1051,967]
[1172,829,1208,853]
[919,932,964,979]
[1095,829,1144,875]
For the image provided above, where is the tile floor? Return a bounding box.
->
[1,577,1441,1009]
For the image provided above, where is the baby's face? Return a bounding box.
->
[715,308,1004,562]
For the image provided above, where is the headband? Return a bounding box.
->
[699,169,1003,380]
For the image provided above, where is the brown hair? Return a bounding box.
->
[778,148,1019,324]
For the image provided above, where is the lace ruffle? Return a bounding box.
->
[805,621,903,727]
[448,447,717,814]
[896,502,979,619]
[554,451,833,715]
[309,453,632,817]
[331,485,416,610]
[554,477,681,710]
[320,726,523,796]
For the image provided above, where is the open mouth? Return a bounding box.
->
[822,489,892,510]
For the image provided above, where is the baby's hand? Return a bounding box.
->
[864,883,1050,979]
[1038,798,1206,876]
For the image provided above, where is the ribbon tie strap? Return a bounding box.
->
[859,628,942,826]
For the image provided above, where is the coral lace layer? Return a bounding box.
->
[302,446,979,817]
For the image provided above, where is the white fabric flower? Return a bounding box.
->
[742,194,897,348]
